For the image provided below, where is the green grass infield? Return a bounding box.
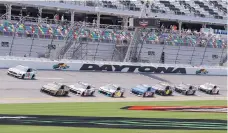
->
[0,100,227,133]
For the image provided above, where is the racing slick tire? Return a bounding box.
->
[192,91,196,95]
[209,90,213,94]
[90,91,95,96]
[64,91,69,96]
[143,93,146,97]
[81,92,85,96]
[121,92,124,97]
[182,91,186,95]
[111,93,115,97]
[32,74,35,79]
[217,90,219,95]
[21,74,25,79]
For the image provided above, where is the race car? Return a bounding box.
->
[131,84,155,97]
[152,82,173,96]
[7,65,37,79]
[98,84,124,97]
[53,63,69,70]
[174,83,197,95]
[198,83,219,95]
[40,82,70,96]
[196,69,208,75]
[69,82,95,96]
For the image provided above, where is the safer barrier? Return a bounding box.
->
[0,56,227,76]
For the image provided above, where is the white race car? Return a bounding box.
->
[69,82,95,96]
[198,83,219,95]
[7,65,37,79]
[40,82,70,96]
[99,84,124,97]
[152,82,173,96]
[174,83,197,95]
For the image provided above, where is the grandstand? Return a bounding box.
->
[0,0,227,66]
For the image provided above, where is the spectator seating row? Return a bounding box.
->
[52,0,227,20]
[0,20,226,49]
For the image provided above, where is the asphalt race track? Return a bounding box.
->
[0,114,226,130]
[0,70,227,103]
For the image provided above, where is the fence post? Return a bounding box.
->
[201,44,208,65]
[219,48,226,65]
[175,45,181,64]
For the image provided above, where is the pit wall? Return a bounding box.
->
[0,56,227,76]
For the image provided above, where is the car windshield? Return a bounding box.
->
[142,84,150,88]
[180,84,188,88]
[49,82,61,88]
[206,84,215,88]
[156,84,166,89]
[75,83,88,89]
[107,84,118,90]
[15,65,27,71]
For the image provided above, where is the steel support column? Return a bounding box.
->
[71,10,75,26]
[5,4,12,20]
[38,7,42,24]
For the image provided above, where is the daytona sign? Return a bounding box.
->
[79,64,186,74]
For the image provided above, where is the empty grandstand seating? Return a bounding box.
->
[49,0,227,20]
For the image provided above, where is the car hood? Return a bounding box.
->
[8,68,25,74]
[132,87,146,92]
[43,84,59,90]
[100,87,116,93]
[69,85,86,92]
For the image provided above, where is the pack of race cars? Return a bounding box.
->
[7,65,221,97]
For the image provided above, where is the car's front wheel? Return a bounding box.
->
[120,92,124,97]
[32,75,35,79]
[91,91,94,96]
[217,90,219,94]
[21,74,25,79]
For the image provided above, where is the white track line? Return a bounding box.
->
[36,77,63,80]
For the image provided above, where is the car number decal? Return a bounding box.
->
[145,92,152,96]
[115,91,121,97]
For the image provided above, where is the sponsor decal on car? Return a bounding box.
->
[196,69,208,75]
[121,106,228,113]
[115,91,122,97]
[80,64,186,74]
[53,63,70,70]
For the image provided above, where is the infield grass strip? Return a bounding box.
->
[0,125,227,133]
[0,100,226,120]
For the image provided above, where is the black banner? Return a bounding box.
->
[79,64,186,74]
[133,18,160,28]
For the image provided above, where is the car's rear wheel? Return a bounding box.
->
[32,75,35,79]
[81,92,85,96]
[111,93,115,97]
[91,91,94,96]
[184,91,188,95]
[64,91,69,96]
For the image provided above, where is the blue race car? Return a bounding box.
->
[131,84,156,97]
